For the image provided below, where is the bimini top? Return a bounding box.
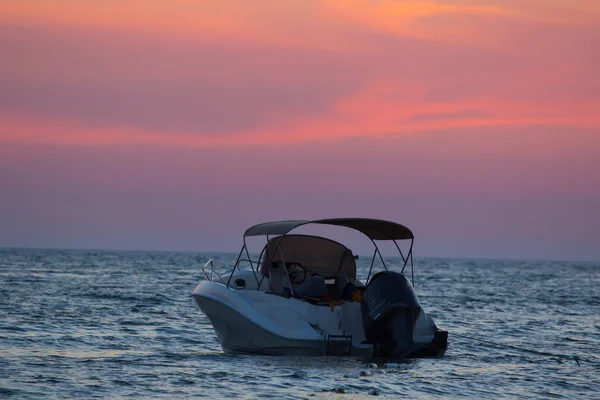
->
[244,218,414,241]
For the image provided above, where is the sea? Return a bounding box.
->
[0,248,598,399]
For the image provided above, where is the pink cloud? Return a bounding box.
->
[1,0,598,145]
[1,17,598,147]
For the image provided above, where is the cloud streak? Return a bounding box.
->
[1,1,598,147]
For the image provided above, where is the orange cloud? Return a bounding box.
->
[322,0,600,55]
[0,1,363,52]
[323,0,519,41]
[3,0,599,52]
[1,1,598,150]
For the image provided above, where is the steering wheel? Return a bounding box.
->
[286,262,307,284]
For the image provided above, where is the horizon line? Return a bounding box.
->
[1,245,598,265]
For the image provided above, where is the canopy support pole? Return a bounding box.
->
[393,240,406,264]
[226,245,246,288]
[241,236,260,286]
[257,235,271,290]
[366,249,377,284]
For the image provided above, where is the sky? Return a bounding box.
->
[1,1,599,261]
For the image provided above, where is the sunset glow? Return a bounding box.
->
[1,1,599,260]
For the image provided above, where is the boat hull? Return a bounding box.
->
[192,280,446,358]
[193,280,331,355]
[193,292,325,355]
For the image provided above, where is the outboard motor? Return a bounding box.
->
[361,271,421,358]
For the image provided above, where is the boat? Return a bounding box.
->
[191,218,448,358]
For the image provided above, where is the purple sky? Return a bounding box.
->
[2,126,599,261]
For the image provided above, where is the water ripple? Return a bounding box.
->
[0,249,598,399]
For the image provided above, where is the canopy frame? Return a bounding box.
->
[226,218,416,293]
[244,218,414,241]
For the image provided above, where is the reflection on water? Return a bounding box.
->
[0,249,598,398]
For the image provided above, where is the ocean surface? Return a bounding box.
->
[0,248,599,399]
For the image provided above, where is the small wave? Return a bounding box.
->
[208,371,229,379]
[79,293,172,305]
[111,379,133,387]
[0,387,21,397]
[281,371,307,379]
[173,378,196,385]
[179,337,206,345]
[0,325,27,333]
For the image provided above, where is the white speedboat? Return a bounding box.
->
[192,218,447,358]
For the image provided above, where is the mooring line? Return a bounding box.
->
[451,332,600,367]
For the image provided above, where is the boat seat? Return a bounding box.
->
[295,275,328,299]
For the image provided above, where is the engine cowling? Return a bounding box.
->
[361,271,421,357]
